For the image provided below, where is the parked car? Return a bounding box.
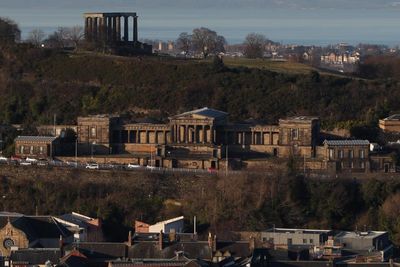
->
[20,161,32,166]
[37,160,49,167]
[66,161,78,167]
[0,156,8,163]
[26,157,38,163]
[146,165,156,170]
[85,163,99,170]
[127,163,141,169]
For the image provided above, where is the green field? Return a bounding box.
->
[222,57,341,76]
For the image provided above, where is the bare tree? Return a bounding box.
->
[66,25,84,50]
[191,27,226,58]
[27,28,45,47]
[244,33,267,59]
[176,32,192,56]
[45,27,69,49]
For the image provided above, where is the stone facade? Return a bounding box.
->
[14,136,59,158]
[0,220,29,257]
[76,108,320,170]
[379,114,400,133]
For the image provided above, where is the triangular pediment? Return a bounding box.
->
[172,107,228,120]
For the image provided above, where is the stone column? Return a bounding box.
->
[210,126,214,144]
[270,131,273,145]
[116,16,121,42]
[106,16,112,43]
[155,131,159,144]
[177,125,181,143]
[85,17,90,40]
[99,17,105,41]
[93,17,98,40]
[136,130,140,144]
[202,126,206,144]
[124,16,129,42]
[184,125,188,143]
[133,16,138,42]
[261,131,264,145]
[112,16,117,42]
[251,131,255,145]
[242,132,246,146]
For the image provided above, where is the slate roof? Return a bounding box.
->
[0,215,72,242]
[67,242,128,259]
[15,136,58,143]
[384,114,400,120]
[323,140,370,146]
[172,108,228,119]
[10,248,61,265]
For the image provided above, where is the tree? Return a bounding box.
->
[45,27,69,49]
[27,28,45,47]
[176,32,192,56]
[0,17,21,44]
[244,33,266,58]
[191,27,226,58]
[66,26,84,50]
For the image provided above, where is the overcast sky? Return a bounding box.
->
[1,0,399,45]
[1,0,400,9]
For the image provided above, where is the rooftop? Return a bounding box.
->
[335,231,387,240]
[172,107,228,120]
[324,140,370,146]
[264,228,332,234]
[15,136,58,143]
[383,114,400,121]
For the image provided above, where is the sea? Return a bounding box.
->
[1,1,400,46]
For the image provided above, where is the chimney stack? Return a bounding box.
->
[212,234,217,252]
[169,229,176,242]
[158,230,164,250]
[59,235,64,257]
[127,231,132,247]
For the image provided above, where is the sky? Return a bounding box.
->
[0,0,400,46]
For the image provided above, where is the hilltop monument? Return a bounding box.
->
[83,12,151,55]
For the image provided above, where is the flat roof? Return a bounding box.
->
[335,231,387,240]
[264,228,332,234]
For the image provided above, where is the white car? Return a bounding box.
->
[0,156,8,162]
[85,163,99,170]
[26,157,38,163]
[146,165,156,170]
[20,161,32,166]
[127,163,141,169]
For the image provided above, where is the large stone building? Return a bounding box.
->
[76,108,321,170]
[11,107,397,173]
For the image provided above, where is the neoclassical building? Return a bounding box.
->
[76,108,320,170]
[13,107,396,173]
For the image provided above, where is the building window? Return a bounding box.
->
[360,161,365,169]
[291,129,299,140]
[303,239,307,244]
[287,238,292,245]
[90,127,97,138]
[20,145,24,154]
[350,161,354,168]
[40,146,44,154]
[329,149,334,160]
[30,146,34,154]
[269,238,274,244]
[338,150,344,159]
[360,150,365,159]
[310,239,314,244]
[349,150,353,159]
